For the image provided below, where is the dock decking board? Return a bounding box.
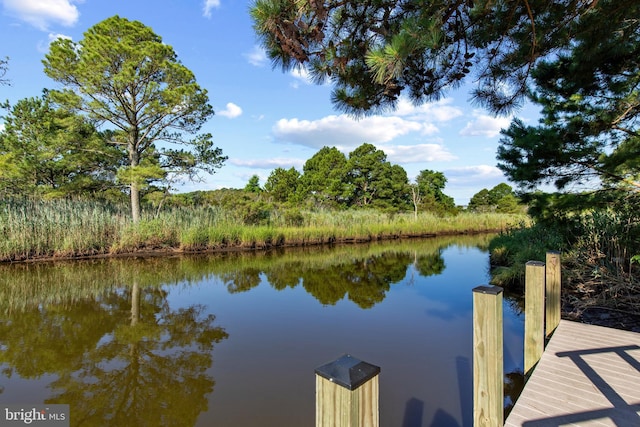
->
[504,320,640,427]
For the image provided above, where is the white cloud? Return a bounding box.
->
[244,45,268,67]
[48,32,71,42]
[3,0,79,30]
[459,111,512,138]
[203,0,221,18]
[37,32,72,53]
[273,114,435,149]
[218,102,242,119]
[230,157,305,170]
[385,144,457,164]
[267,98,485,172]
[444,165,508,204]
[290,66,313,87]
[392,97,464,122]
[446,165,505,184]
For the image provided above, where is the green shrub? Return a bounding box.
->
[488,222,567,288]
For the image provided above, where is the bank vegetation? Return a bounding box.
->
[0,198,526,263]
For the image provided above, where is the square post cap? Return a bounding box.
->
[472,285,503,295]
[315,354,380,391]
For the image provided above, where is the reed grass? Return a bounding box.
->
[0,199,528,262]
[0,199,128,261]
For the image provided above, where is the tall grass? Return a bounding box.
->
[488,207,640,291]
[0,199,129,261]
[488,221,568,287]
[570,209,640,273]
[0,199,527,262]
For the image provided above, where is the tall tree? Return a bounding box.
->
[299,146,349,207]
[497,1,640,214]
[264,167,301,203]
[468,183,521,213]
[467,188,492,213]
[244,174,263,193]
[415,169,456,214]
[43,16,226,222]
[251,1,618,115]
[346,143,388,206]
[0,95,123,199]
[345,143,408,209]
[386,164,411,210]
[488,183,514,205]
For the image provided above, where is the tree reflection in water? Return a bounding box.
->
[0,234,525,425]
[0,278,228,426]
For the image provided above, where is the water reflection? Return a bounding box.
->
[0,234,525,426]
[0,235,491,314]
[0,278,228,426]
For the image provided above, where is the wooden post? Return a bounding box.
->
[315,354,380,427]
[473,285,503,427]
[524,261,545,376]
[545,251,561,338]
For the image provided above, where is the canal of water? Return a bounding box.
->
[0,234,524,426]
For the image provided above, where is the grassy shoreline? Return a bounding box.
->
[0,198,529,263]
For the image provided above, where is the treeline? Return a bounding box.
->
[162,181,523,228]
[165,144,524,219]
[0,95,522,219]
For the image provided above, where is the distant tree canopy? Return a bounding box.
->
[0,94,124,200]
[244,175,262,193]
[43,15,226,222]
[235,143,458,215]
[415,169,457,215]
[251,1,624,115]
[468,183,522,214]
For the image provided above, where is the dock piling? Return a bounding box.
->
[472,285,504,427]
[315,354,380,427]
[524,261,545,376]
[545,251,561,337]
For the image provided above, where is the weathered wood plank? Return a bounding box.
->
[505,320,640,427]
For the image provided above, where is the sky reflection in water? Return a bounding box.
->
[0,235,524,427]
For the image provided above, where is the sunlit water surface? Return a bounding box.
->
[0,234,524,426]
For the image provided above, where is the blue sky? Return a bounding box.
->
[0,0,541,204]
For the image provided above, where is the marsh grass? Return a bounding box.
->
[0,199,527,262]
[0,199,128,261]
[488,222,567,287]
[488,207,640,305]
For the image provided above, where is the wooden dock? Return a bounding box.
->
[505,319,640,427]
[315,252,640,427]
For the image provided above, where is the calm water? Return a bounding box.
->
[0,235,524,427]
